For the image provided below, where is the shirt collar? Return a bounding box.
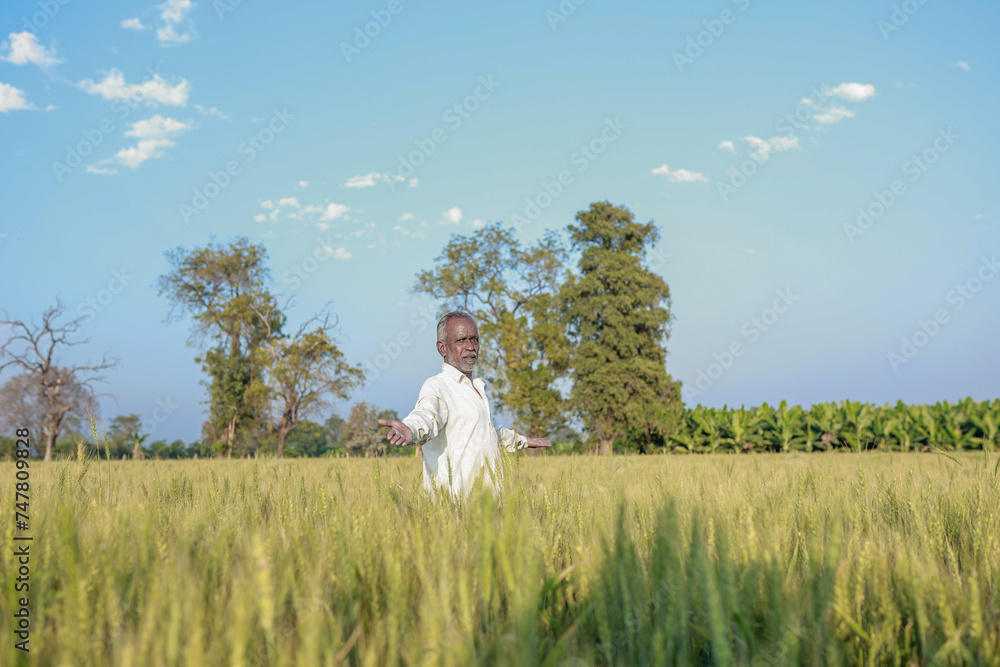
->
[441,361,482,389]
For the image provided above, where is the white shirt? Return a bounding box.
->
[402,362,527,496]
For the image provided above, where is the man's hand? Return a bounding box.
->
[378,419,413,447]
[524,438,551,449]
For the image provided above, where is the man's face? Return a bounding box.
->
[437,317,480,376]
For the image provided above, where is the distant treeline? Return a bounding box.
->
[659,397,999,454]
[4,397,996,460]
[0,401,405,461]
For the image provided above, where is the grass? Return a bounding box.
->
[2,450,999,666]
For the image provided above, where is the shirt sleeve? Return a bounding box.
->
[496,426,527,452]
[402,379,448,445]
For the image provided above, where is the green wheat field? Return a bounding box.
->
[2,452,999,666]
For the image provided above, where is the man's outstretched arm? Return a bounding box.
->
[377,419,413,446]
[378,381,448,447]
[497,426,551,452]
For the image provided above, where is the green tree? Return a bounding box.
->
[561,202,682,454]
[284,420,328,457]
[157,237,282,457]
[108,414,149,459]
[255,310,364,458]
[343,402,385,457]
[323,413,346,451]
[414,222,571,436]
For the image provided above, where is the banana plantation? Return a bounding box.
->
[670,397,1000,453]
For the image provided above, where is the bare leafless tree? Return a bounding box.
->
[0,302,117,460]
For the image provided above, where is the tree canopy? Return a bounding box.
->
[157,236,361,457]
[414,223,571,436]
[562,201,682,453]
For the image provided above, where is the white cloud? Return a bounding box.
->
[277,197,301,208]
[194,103,229,119]
[114,139,174,168]
[1,32,61,66]
[121,18,146,30]
[344,172,406,188]
[650,164,708,183]
[157,22,189,45]
[321,203,350,220]
[743,136,770,156]
[79,69,189,106]
[742,135,800,159]
[399,212,416,221]
[441,207,462,225]
[260,200,274,209]
[86,165,118,175]
[392,223,426,239]
[298,180,308,188]
[718,140,735,153]
[953,61,970,71]
[160,0,191,23]
[768,135,800,152]
[823,82,876,101]
[113,115,190,168]
[471,218,485,229]
[0,82,30,112]
[345,173,379,188]
[409,178,419,187]
[302,204,322,214]
[157,0,195,45]
[254,214,267,222]
[124,114,190,138]
[812,105,855,124]
[320,246,352,260]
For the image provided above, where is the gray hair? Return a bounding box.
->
[436,311,476,343]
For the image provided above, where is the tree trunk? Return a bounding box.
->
[225,414,237,458]
[276,411,295,458]
[44,429,56,462]
[42,406,67,461]
[597,438,613,455]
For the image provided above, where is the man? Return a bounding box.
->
[377,311,550,496]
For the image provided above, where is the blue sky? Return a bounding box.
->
[1,0,997,443]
